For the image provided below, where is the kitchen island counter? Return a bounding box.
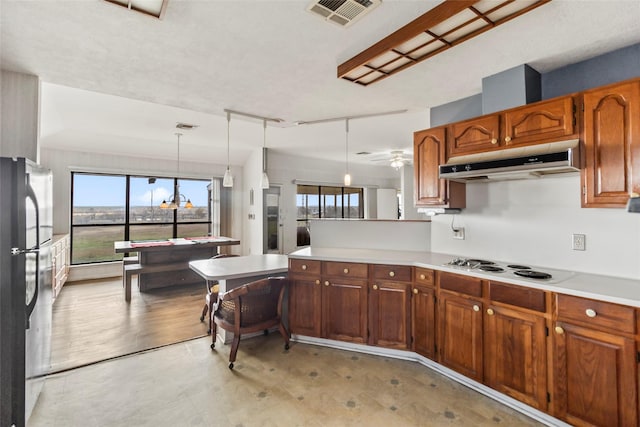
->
[289,247,640,308]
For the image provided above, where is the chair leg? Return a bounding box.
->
[200,303,208,323]
[210,321,217,350]
[278,321,291,350]
[208,299,215,335]
[229,334,241,369]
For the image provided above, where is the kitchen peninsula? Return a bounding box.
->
[114,236,239,301]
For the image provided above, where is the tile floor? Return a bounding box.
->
[29,333,543,426]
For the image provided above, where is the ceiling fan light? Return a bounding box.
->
[391,159,404,169]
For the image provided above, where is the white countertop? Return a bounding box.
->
[289,247,640,308]
[189,254,289,281]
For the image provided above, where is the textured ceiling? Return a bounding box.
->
[2,0,639,167]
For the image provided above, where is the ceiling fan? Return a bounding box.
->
[368,150,413,169]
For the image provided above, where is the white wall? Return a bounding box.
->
[377,189,398,220]
[242,147,264,255]
[265,150,401,255]
[430,174,640,279]
[0,70,40,161]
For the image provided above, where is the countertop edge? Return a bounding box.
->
[288,247,640,308]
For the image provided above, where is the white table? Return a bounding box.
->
[189,254,289,343]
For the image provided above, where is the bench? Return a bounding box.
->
[123,262,184,302]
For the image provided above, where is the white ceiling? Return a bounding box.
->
[2,0,640,167]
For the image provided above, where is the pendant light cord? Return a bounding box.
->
[226,112,231,168]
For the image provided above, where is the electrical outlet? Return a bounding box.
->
[453,227,465,240]
[572,233,586,251]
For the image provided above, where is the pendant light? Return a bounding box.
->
[344,118,351,186]
[223,111,234,188]
[160,132,192,209]
[260,119,270,189]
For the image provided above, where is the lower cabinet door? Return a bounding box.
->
[484,305,547,410]
[322,279,368,343]
[438,291,483,382]
[288,276,322,337]
[369,281,411,349]
[553,321,638,427]
[412,285,436,359]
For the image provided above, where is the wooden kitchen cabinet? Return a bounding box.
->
[368,265,412,350]
[321,261,369,343]
[582,79,640,207]
[412,267,436,359]
[437,272,484,382]
[552,294,638,426]
[413,127,465,208]
[288,259,322,337]
[51,234,70,302]
[447,96,576,158]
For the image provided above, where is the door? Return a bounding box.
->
[484,305,547,410]
[553,321,638,426]
[369,281,411,349]
[263,186,282,254]
[438,291,483,382]
[322,278,368,343]
[288,275,322,337]
[411,285,436,359]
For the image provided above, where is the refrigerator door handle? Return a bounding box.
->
[24,175,40,327]
[10,247,40,256]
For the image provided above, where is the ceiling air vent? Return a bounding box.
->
[307,0,381,27]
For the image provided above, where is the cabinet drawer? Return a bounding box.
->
[371,264,411,282]
[415,267,435,287]
[489,281,546,312]
[289,259,321,275]
[556,294,635,334]
[438,272,482,297]
[323,261,368,279]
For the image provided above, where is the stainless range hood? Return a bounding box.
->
[439,139,580,182]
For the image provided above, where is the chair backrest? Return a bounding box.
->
[218,277,288,327]
[211,253,238,260]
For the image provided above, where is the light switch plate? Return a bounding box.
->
[572,234,586,251]
[453,228,465,240]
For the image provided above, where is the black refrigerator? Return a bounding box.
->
[0,157,53,427]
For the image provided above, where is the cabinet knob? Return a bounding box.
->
[413,288,418,294]
[504,136,512,143]
[343,268,349,274]
[389,271,395,277]
[373,284,378,290]
[324,281,330,287]
[486,308,494,316]
[555,326,565,335]
[301,264,307,270]
[491,138,497,145]
[585,308,597,318]
[315,280,320,285]
[473,305,480,312]
[419,274,426,280]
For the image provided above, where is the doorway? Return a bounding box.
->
[263,186,282,254]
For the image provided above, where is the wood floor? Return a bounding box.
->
[50,277,209,372]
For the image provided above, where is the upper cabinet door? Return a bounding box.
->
[582,81,640,207]
[414,127,447,206]
[449,114,501,157]
[502,97,576,147]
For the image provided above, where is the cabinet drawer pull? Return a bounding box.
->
[505,136,512,142]
[585,308,597,318]
[343,268,349,274]
[491,138,497,145]
[315,280,320,285]
[413,288,418,294]
[373,285,378,290]
[419,274,426,280]
[389,271,395,277]
[555,326,564,335]
[472,305,480,312]
[301,264,307,270]
[486,308,494,316]
[324,281,330,287]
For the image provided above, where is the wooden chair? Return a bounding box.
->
[199,254,237,334]
[210,276,290,369]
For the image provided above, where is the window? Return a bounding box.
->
[71,173,218,264]
[296,185,364,246]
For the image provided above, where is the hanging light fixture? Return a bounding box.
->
[160,132,193,209]
[260,119,270,189]
[344,118,351,186]
[223,111,234,188]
